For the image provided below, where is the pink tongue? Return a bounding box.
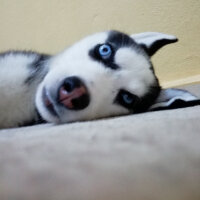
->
[59,86,86,109]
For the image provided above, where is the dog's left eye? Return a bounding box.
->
[98,44,112,59]
[122,92,134,104]
[115,90,139,110]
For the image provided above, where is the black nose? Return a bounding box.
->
[58,76,90,110]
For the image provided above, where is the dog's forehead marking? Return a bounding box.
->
[106,30,136,47]
[62,30,137,58]
[54,30,138,70]
[75,30,135,48]
[68,31,109,52]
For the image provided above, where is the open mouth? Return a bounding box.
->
[42,87,59,117]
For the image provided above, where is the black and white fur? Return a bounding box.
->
[0,30,199,128]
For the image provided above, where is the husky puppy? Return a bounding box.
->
[0,30,198,128]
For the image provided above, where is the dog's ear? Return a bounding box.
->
[149,88,200,111]
[131,32,178,56]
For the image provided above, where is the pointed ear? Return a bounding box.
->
[149,88,200,111]
[131,32,178,56]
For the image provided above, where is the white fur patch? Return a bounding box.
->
[114,47,155,96]
[0,53,39,128]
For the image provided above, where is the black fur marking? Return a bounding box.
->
[133,84,161,113]
[141,38,178,57]
[89,30,140,70]
[105,31,156,72]
[89,30,158,72]
[115,83,161,113]
[106,30,136,49]
[25,53,50,84]
[115,89,140,111]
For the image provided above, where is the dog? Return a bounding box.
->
[0,30,199,128]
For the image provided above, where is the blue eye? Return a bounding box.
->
[115,89,139,110]
[98,44,112,59]
[122,93,134,104]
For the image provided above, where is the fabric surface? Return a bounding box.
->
[0,85,200,200]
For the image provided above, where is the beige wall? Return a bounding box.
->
[0,0,200,87]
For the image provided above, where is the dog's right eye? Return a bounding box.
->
[93,43,113,61]
[89,43,119,70]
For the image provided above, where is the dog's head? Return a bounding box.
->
[35,30,178,123]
